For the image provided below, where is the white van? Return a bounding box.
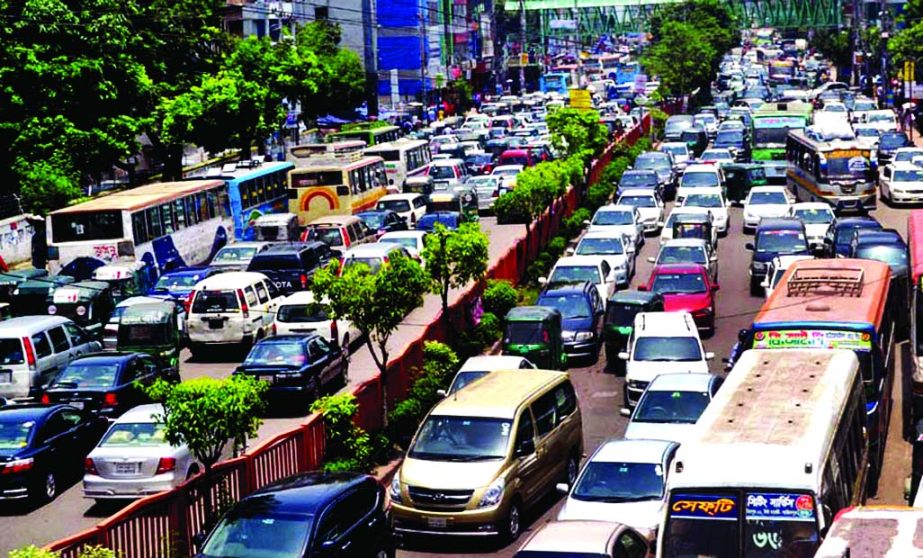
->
[271,291,360,350]
[186,272,280,354]
[376,194,427,227]
[0,316,101,401]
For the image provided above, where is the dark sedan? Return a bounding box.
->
[0,404,106,502]
[41,353,178,419]
[824,216,882,258]
[416,211,462,231]
[233,335,347,403]
[357,210,409,239]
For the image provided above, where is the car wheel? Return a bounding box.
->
[749,276,762,296]
[34,470,56,502]
[564,453,579,486]
[501,500,522,543]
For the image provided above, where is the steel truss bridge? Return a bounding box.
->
[508,0,843,42]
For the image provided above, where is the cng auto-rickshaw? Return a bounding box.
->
[10,275,75,317]
[428,189,479,223]
[92,261,157,303]
[48,280,116,339]
[403,176,435,201]
[0,269,48,303]
[672,213,715,250]
[116,301,183,373]
[723,163,768,205]
[603,291,664,369]
[502,306,567,370]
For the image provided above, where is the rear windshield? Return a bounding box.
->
[378,200,411,213]
[311,227,345,247]
[192,290,239,313]
[101,423,166,447]
[343,257,384,274]
[51,364,119,388]
[212,247,257,263]
[0,338,24,365]
[277,303,327,323]
[249,255,300,271]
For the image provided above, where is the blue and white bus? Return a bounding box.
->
[47,180,233,274]
[201,160,295,240]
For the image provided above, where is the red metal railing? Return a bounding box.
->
[46,118,649,558]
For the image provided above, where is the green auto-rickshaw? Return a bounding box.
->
[47,280,116,339]
[91,261,157,304]
[502,306,567,370]
[0,269,49,303]
[116,301,183,375]
[604,291,665,368]
[428,190,479,223]
[723,164,768,206]
[10,275,75,317]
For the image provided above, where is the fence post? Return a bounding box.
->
[173,487,191,558]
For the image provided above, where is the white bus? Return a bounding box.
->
[786,128,877,212]
[47,180,233,274]
[658,349,868,558]
[363,138,432,189]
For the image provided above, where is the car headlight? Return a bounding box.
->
[627,380,646,390]
[76,305,87,317]
[575,331,595,341]
[47,305,57,315]
[479,478,505,508]
[390,475,403,504]
[752,262,766,271]
[561,330,576,340]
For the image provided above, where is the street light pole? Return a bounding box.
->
[519,0,527,94]
[881,1,892,108]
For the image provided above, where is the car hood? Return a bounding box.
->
[628,361,708,382]
[624,421,697,445]
[803,223,830,239]
[661,292,711,312]
[747,204,789,216]
[399,456,504,490]
[588,224,637,237]
[635,207,661,221]
[562,316,595,334]
[557,497,664,531]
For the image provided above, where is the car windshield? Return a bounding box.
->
[244,342,307,367]
[651,272,707,294]
[379,237,418,250]
[715,130,744,144]
[894,169,923,182]
[101,422,167,446]
[154,274,201,290]
[549,266,601,285]
[702,151,732,161]
[0,419,33,450]
[212,247,257,263]
[856,128,880,137]
[662,145,687,157]
[409,416,511,460]
[592,210,633,226]
[0,338,24,365]
[378,200,411,213]
[448,371,488,394]
[894,150,923,162]
[619,195,656,208]
[576,237,624,256]
[192,290,239,313]
[311,227,344,247]
[342,257,384,274]
[359,213,385,229]
[634,337,703,362]
[682,173,719,187]
[684,194,723,208]
[636,156,670,170]
[277,303,327,323]
[881,133,910,149]
[793,208,833,224]
[571,461,664,503]
[868,113,894,123]
[757,230,807,254]
[620,173,656,187]
[537,293,593,319]
[200,510,312,558]
[635,390,710,423]
[748,191,787,205]
[493,168,520,176]
[659,246,707,265]
[429,166,456,179]
[855,245,909,272]
[50,363,119,388]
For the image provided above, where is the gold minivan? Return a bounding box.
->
[390,369,583,542]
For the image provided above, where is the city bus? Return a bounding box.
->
[47,180,232,274]
[815,507,923,557]
[289,141,366,158]
[326,125,400,146]
[287,155,388,225]
[540,72,573,95]
[201,160,294,240]
[659,349,868,558]
[751,101,812,182]
[786,128,877,212]
[908,210,923,425]
[363,138,431,189]
[740,258,894,491]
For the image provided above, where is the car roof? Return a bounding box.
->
[257,334,315,344]
[457,356,527,373]
[194,272,268,290]
[258,243,322,255]
[854,229,905,244]
[277,291,319,305]
[750,185,788,193]
[835,216,881,227]
[891,162,923,171]
[757,218,803,230]
[597,204,634,213]
[116,296,167,308]
[590,438,677,464]
[244,472,372,513]
[432,369,568,419]
[379,193,423,201]
[72,353,136,365]
[114,403,165,423]
[553,256,605,267]
[663,238,709,248]
[683,164,719,173]
[343,243,403,256]
[0,404,63,421]
[378,231,426,240]
[218,242,269,249]
[791,202,832,210]
[0,315,72,334]
[618,189,657,198]
[647,372,716,391]
[635,311,697,334]
[538,281,595,297]
[622,169,658,176]
[652,263,708,274]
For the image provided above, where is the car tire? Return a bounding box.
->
[563,453,579,487]
[749,276,762,296]
[33,470,57,502]
[501,499,522,543]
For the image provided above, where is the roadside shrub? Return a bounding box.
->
[547,235,568,260]
[386,398,422,447]
[586,181,614,210]
[483,279,518,319]
[562,207,592,239]
[475,312,501,346]
[526,250,553,284]
[9,548,58,558]
[387,342,459,446]
[310,394,373,472]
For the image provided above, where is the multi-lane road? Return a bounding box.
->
[0,203,914,556]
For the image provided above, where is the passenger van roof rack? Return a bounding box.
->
[786,267,864,298]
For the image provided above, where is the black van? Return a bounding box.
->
[246,242,332,295]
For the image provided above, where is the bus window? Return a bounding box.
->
[147,207,163,239]
[132,212,148,244]
[174,199,186,229]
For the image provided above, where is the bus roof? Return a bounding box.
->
[51,180,225,214]
[753,100,812,116]
[363,138,429,153]
[330,125,399,137]
[289,142,367,159]
[202,160,294,181]
[815,506,923,557]
[908,210,923,283]
[289,155,384,171]
[669,349,859,492]
[753,258,890,329]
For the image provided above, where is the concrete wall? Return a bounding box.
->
[0,215,35,267]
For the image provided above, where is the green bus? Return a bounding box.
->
[751,101,813,182]
[327,125,401,146]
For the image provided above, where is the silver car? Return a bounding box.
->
[83,404,200,502]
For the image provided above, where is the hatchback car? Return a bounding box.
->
[196,471,393,558]
[272,291,359,350]
[514,520,652,558]
[616,189,665,233]
[377,231,428,259]
[878,131,912,166]
[234,334,348,402]
[542,256,617,302]
[623,373,722,443]
[746,218,810,294]
[536,281,605,363]
[742,186,794,232]
[640,264,719,332]
[632,152,675,195]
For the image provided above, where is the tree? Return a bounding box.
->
[546,108,609,164]
[312,256,429,423]
[8,546,115,558]
[422,223,490,321]
[642,21,716,98]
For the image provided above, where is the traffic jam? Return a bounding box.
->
[3,28,923,558]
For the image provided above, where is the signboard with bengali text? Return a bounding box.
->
[752,329,872,351]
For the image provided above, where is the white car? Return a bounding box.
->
[660,142,691,169]
[542,256,618,302]
[880,162,923,204]
[377,230,427,258]
[693,113,718,138]
[699,148,734,168]
[676,164,723,203]
[441,355,535,395]
[788,202,834,247]
[679,188,729,234]
[620,311,713,410]
[555,439,678,533]
[762,255,815,299]
[570,231,635,286]
[616,189,665,233]
[649,238,718,282]
[865,109,898,133]
[490,164,524,188]
[272,291,360,349]
[659,206,716,246]
[891,147,923,164]
[376,193,428,227]
[742,186,793,232]
[623,373,722,444]
[586,205,644,249]
[853,124,882,149]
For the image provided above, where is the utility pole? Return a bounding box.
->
[881,0,892,108]
[519,0,527,94]
[420,7,427,118]
[851,0,859,87]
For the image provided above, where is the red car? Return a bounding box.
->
[638,263,719,332]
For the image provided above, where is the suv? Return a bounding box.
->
[746,218,811,295]
[619,311,712,411]
[536,281,605,364]
[302,215,374,250]
[246,242,332,295]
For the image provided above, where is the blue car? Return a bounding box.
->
[824,216,882,258]
[0,404,106,502]
[746,218,811,295]
[416,211,462,231]
[149,267,223,300]
[536,281,605,362]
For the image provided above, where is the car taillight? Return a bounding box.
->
[155,457,177,474]
[103,392,118,407]
[300,273,308,289]
[492,189,499,198]
[331,321,339,346]
[22,337,35,370]
[84,458,98,475]
[184,291,195,314]
[484,164,493,174]
[342,229,351,248]
[40,393,50,404]
[271,323,277,335]
[237,289,249,318]
[2,458,34,475]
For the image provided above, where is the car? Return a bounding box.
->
[196,471,393,558]
[491,164,524,188]
[659,206,716,247]
[536,281,606,363]
[416,211,462,231]
[878,131,913,166]
[891,147,923,165]
[676,164,723,202]
[587,205,643,249]
[376,193,428,227]
[542,255,618,302]
[233,334,348,402]
[555,439,677,533]
[0,404,106,502]
[678,188,729,234]
[693,113,718,138]
[853,124,882,148]
[712,128,750,162]
[742,185,793,232]
[824,215,883,258]
[639,263,719,332]
[616,189,665,234]
[865,109,899,133]
[186,272,281,354]
[788,202,835,248]
[377,230,428,259]
[616,170,660,198]
[623,373,722,443]
[663,115,695,142]
[356,210,409,239]
[570,231,635,285]
[41,352,177,418]
[659,142,691,171]
[514,520,652,557]
[467,175,505,212]
[848,229,909,277]
[148,267,223,302]
[441,355,536,396]
[699,148,735,167]
[272,291,359,349]
[648,238,718,283]
[762,255,815,299]
[302,215,375,250]
[746,217,811,295]
[632,152,675,195]
[82,404,201,503]
[246,242,333,295]
[680,126,708,158]
[880,162,923,204]
[208,242,273,271]
[340,243,414,275]
[463,151,496,175]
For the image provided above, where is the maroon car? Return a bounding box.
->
[639,263,719,332]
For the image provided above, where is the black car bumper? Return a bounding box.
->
[0,472,31,500]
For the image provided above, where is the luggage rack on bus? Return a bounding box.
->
[785,267,865,297]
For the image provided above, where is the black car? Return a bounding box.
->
[356,210,409,239]
[194,471,393,558]
[41,352,178,418]
[233,335,347,402]
[746,218,811,295]
[878,131,912,166]
[246,242,332,295]
[0,404,106,502]
[824,216,883,258]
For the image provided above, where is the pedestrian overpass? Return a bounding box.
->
[509,0,842,42]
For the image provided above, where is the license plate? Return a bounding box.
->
[68,401,84,410]
[115,463,138,474]
[0,370,10,383]
[208,319,224,330]
[259,375,275,384]
[427,517,447,529]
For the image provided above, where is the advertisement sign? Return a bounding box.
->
[752,329,872,351]
[569,88,592,110]
[746,493,815,522]
[670,494,738,520]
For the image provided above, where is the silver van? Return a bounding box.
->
[0,316,102,401]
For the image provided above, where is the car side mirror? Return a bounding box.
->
[192,533,207,550]
[745,242,755,251]
[712,284,720,291]
[647,256,656,263]
[538,277,548,285]
[517,437,536,456]
[556,482,570,494]
[565,247,575,256]
[618,351,630,361]
[705,352,715,360]
[582,220,591,226]
[619,407,632,418]
[637,284,648,291]
[760,278,769,288]
[436,389,447,398]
